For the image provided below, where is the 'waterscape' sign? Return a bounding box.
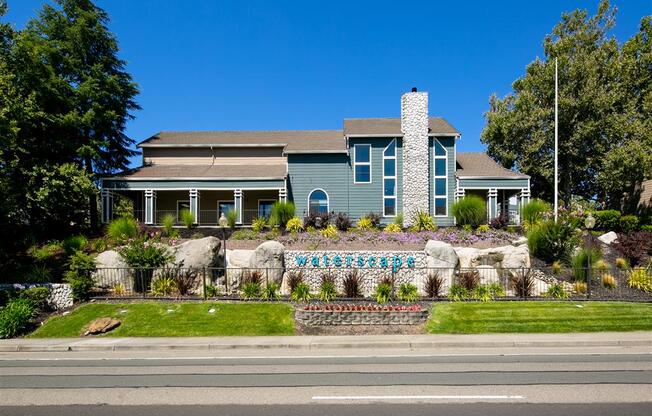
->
[295,254,416,273]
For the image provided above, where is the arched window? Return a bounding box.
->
[308,189,329,215]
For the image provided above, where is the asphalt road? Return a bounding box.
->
[0,349,650,414]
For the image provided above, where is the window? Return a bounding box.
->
[176,200,190,222]
[383,139,397,216]
[308,189,329,215]
[258,200,275,218]
[353,144,371,183]
[433,139,448,216]
[218,201,235,216]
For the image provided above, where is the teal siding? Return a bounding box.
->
[429,136,456,226]
[103,179,284,190]
[458,178,529,189]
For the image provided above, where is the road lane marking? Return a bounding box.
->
[312,395,526,401]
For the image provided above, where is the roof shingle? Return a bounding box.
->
[109,164,287,180]
[344,117,459,136]
[456,153,529,179]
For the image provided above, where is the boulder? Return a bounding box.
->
[225,249,254,291]
[84,317,121,336]
[424,241,459,294]
[598,231,618,245]
[477,265,500,285]
[496,244,531,270]
[512,236,528,246]
[454,247,481,269]
[248,241,285,284]
[172,237,221,269]
[93,250,131,289]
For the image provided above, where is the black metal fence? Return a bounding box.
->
[87,265,652,302]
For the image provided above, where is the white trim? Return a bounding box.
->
[104,176,286,181]
[382,139,397,217]
[455,175,530,180]
[307,188,329,215]
[257,199,276,218]
[352,143,372,184]
[283,150,348,155]
[433,138,448,217]
[138,143,286,148]
[176,200,190,222]
[455,186,526,190]
[345,133,460,138]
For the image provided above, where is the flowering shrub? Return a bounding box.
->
[252,217,267,233]
[319,224,338,239]
[285,217,303,233]
[356,217,373,230]
[384,223,402,233]
[303,303,421,312]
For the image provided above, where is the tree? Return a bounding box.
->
[481,1,651,211]
[23,0,139,230]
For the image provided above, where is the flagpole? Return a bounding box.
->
[554,58,559,223]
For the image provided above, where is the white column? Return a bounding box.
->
[101,189,113,224]
[234,189,243,225]
[488,188,498,220]
[454,187,465,201]
[189,189,200,224]
[519,188,531,223]
[144,189,156,225]
[279,188,287,203]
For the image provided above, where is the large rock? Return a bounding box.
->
[248,241,285,284]
[424,241,459,294]
[93,250,132,289]
[172,237,221,269]
[598,231,618,245]
[454,247,481,269]
[225,249,254,291]
[84,317,121,336]
[477,265,500,285]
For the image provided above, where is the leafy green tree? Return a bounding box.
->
[481,1,651,210]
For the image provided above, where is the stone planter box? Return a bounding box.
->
[295,308,429,326]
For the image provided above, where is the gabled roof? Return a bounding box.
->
[138,130,347,154]
[344,117,459,136]
[456,152,529,179]
[106,163,287,180]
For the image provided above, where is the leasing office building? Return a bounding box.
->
[101,90,530,227]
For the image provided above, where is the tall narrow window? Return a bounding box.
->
[383,139,397,216]
[353,144,371,184]
[308,189,329,215]
[433,139,447,216]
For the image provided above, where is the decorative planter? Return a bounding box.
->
[295,304,428,326]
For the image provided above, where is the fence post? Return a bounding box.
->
[522,267,526,301]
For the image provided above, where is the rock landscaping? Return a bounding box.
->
[296,303,428,326]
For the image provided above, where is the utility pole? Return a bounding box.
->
[554,58,559,223]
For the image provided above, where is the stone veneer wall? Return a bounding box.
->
[401,91,430,227]
[0,283,73,310]
[295,309,429,326]
[284,251,427,296]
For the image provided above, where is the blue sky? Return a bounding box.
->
[5,0,650,166]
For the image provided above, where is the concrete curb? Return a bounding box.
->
[2,332,650,352]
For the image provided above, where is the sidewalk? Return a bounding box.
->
[1,332,650,352]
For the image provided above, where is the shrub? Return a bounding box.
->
[334,212,352,231]
[65,251,97,301]
[119,238,172,269]
[285,217,303,233]
[521,199,550,225]
[510,270,534,298]
[476,224,490,233]
[262,282,280,300]
[303,212,330,229]
[458,270,479,291]
[619,215,639,233]
[642,225,652,232]
[152,276,175,297]
[397,283,419,302]
[425,273,445,298]
[252,217,267,233]
[111,283,126,296]
[285,271,305,294]
[270,201,296,228]
[384,223,402,233]
[62,235,87,255]
[241,282,262,300]
[114,196,134,219]
[409,210,436,232]
[342,271,362,298]
[573,281,587,294]
[205,285,220,298]
[452,196,486,227]
[394,213,404,228]
[107,216,139,242]
[180,210,195,229]
[527,220,578,264]
[602,274,617,289]
[0,299,36,339]
[366,212,382,228]
[291,282,311,302]
[318,275,337,302]
[374,282,393,304]
[490,212,510,230]
[552,261,563,275]
[473,284,504,302]
[615,258,629,270]
[627,269,652,292]
[20,287,50,311]
[356,217,373,230]
[594,259,610,273]
[545,283,569,299]
[162,214,176,237]
[25,264,53,283]
[90,238,108,253]
[226,209,237,228]
[29,241,64,262]
[320,224,338,239]
[571,247,602,282]
[594,210,621,231]
[612,232,652,266]
[448,284,469,301]
[173,269,197,296]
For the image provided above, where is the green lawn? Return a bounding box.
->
[427,301,652,333]
[30,302,295,337]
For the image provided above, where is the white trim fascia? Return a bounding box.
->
[433,138,448,218]
[307,188,329,215]
[352,143,372,185]
[345,133,459,138]
[104,176,287,181]
[138,143,286,148]
[283,150,348,155]
[382,139,397,217]
[460,186,525,190]
[455,175,530,180]
[428,133,461,138]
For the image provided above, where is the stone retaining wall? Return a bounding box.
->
[0,283,73,310]
[295,309,429,326]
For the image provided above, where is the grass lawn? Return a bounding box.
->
[30,302,295,337]
[427,301,652,333]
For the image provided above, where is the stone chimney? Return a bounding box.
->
[401,89,429,226]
